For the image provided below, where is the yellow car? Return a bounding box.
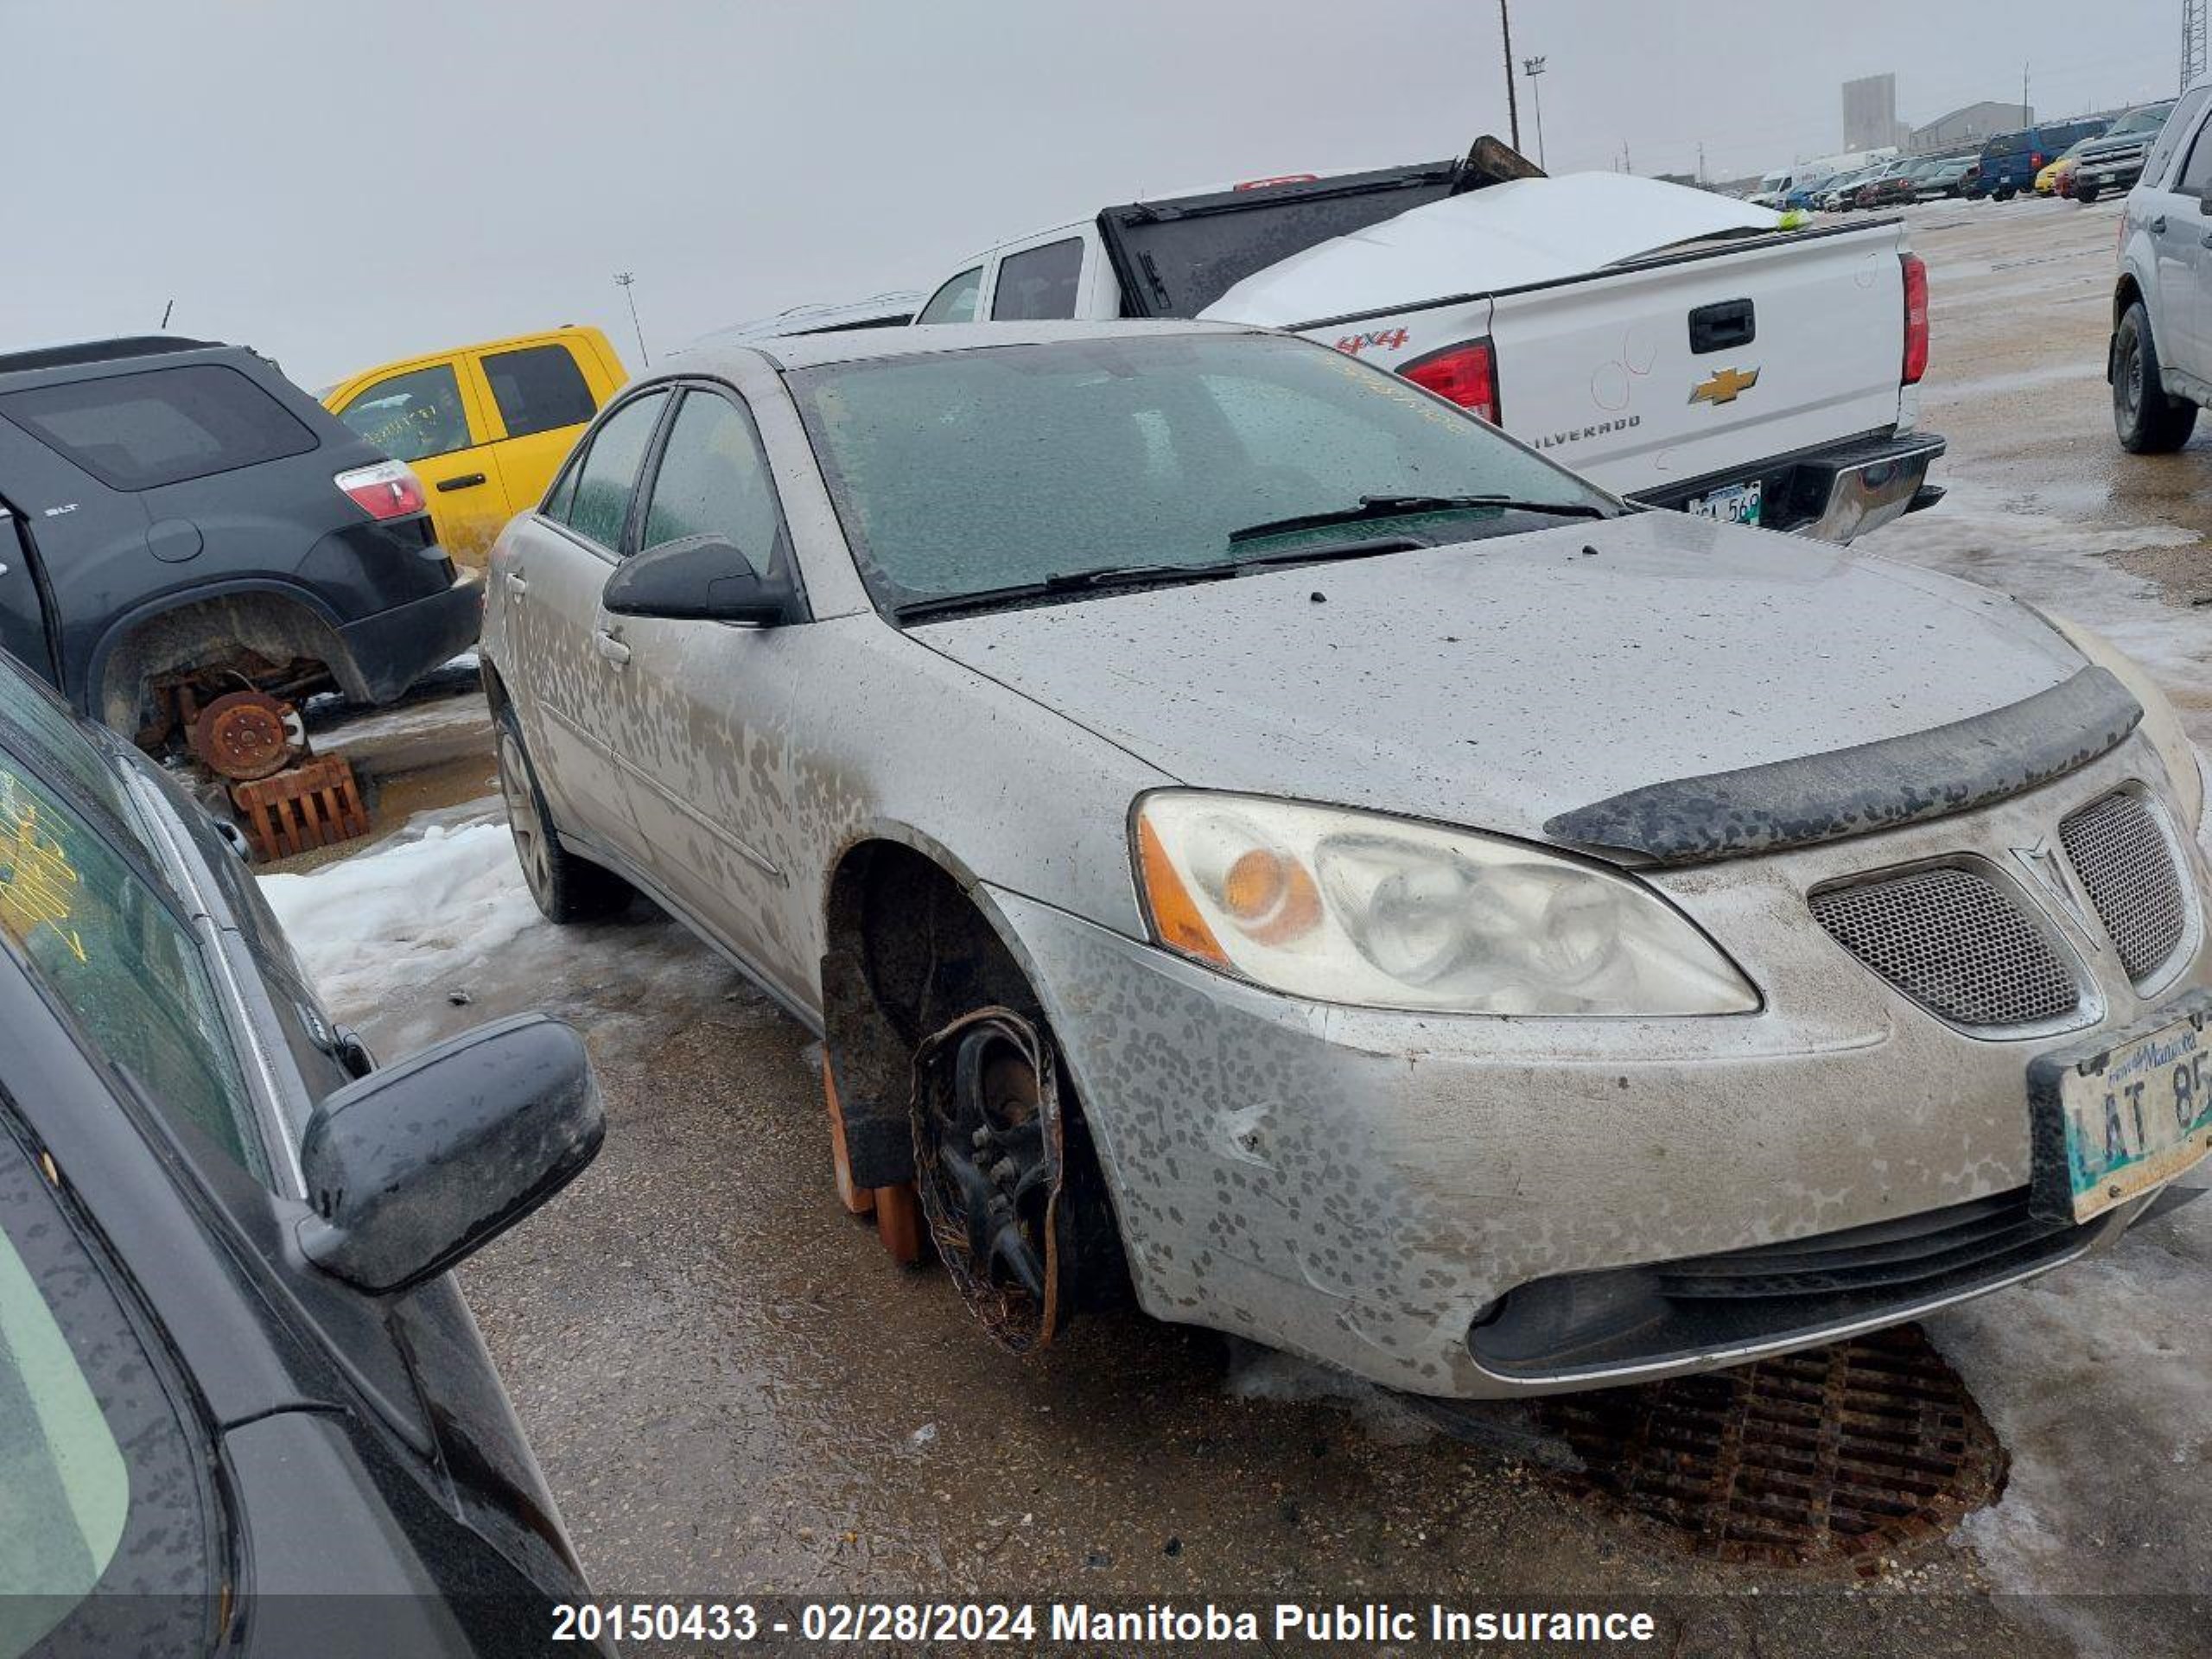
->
[323,327,626,567]
[2036,140,2094,195]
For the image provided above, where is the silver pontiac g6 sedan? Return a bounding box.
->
[481,321,2211,1397]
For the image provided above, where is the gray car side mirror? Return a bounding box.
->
[297,1014,603,1294]
[602,532,799,626]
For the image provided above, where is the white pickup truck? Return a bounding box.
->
[915,148,1943,541]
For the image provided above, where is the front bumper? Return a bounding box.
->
[334,574,483,705]
[989,732,2206,1397]
[1632,430,1945,543]
[2075,160,2143,194]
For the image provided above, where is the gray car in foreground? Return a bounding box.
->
[480,321,2212,1398]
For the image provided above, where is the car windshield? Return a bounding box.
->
[787,334,1616,613]
[2109,104,2173,137]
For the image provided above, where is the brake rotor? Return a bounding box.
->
[911,1007,1074,1353]
[189,690,304,782]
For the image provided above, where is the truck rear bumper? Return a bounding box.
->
[1631,430,1945,544]
[333,574,483,705]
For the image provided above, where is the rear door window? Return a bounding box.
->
[556,391,669,551]
[334,362,474,463]
[0,365,318,492]
[0,749,266,1183]
[991,238,1084,321]
[480,344,598,441]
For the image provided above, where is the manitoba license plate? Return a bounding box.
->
[1688,480,1762,526]
[2031,1002,2212,1224]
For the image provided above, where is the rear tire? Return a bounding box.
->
[2113,302,2199,454]
[493,702,632,923]
[1993,185,2017,201]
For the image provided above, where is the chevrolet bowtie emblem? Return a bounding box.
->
[1689,365,1761,406]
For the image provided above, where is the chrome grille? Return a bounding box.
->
[2060,792,2187,982]
[1811,866,2078,1029]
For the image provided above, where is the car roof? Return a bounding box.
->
[0,335,228,382]
[688,317,1260,376]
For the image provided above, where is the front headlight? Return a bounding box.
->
[2039,612,2204,831]
[1132,792,1758,1016]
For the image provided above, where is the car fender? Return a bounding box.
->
[82,575,357,725]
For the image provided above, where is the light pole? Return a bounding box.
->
[1498,0,1522,152]
[1521,54,1548,169]
[613,272,650,366]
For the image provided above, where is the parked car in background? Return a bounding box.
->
[913,156,1942,539]
[1855,160,1929,210]
[323,327,626,568]
[1974,118,2111,199]
[2075,100,2183,202]
[2037,136,2101,195]
[1782,175,1837,212]
[0,337,479,750]
[484,321,2209,1399]
[1917,156,1979,199]
[0,648,608,1656]
[681,292,921,353]
[2109,79,2212,450]
[1818,165,1882,209]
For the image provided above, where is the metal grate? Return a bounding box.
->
[1535,1325,2008,1569]
[2059,792,2188,983]
[1811,866,2078,1028]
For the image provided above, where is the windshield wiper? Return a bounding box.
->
[1230,536,1428,571]
[1228,493,1611,543]
[892,561,1236,624]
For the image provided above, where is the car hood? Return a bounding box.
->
[910,511,2090,855]
[2078,132,2152,160]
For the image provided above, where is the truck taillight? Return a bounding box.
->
[1900,252,1929,385]
[1401,338,1499,424]
[334,460,427,521]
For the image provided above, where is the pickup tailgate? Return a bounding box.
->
[1480,223,1909,496]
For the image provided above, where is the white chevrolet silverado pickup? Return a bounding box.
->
[915,148,1942,540]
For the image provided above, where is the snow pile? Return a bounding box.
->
[1926,1196,2212,1633]
[260,820,540,1019]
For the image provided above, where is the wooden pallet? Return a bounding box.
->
[231,754,369,861]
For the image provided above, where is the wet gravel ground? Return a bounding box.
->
[310,194,2209,1656]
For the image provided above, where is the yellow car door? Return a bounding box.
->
[464,336,613,523]
[327,356,510,566]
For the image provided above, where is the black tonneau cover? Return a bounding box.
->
[1097,137,1537,319]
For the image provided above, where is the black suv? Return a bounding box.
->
[0,336,479,746]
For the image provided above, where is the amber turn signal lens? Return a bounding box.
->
[1222,849,1322,944]
[1137,816,1229,965]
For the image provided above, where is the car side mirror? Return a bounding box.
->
[601,532,798,626]
[296,1014,603,1295]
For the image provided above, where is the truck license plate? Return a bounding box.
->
[2031,1005,2212,1224]
[1688,480,1762,526]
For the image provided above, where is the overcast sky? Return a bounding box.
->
[1,0,2181,387]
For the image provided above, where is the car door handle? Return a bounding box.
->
[594,628,632,667]
[436,473,488,493]
[504,572,529,601]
